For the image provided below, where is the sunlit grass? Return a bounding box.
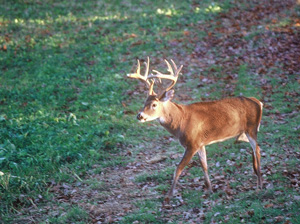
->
[156,5,179,16]
[1,0,299,223]
[195,2,222,14]
[205,3,222,13]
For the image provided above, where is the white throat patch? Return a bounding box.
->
[159,117,166,124]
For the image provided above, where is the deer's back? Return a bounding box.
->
[180,97,261,147]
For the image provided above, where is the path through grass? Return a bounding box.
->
[1,0,299,223]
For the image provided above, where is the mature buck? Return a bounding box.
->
[127,57,263,203]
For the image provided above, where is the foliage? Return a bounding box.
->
[0,0,299,223]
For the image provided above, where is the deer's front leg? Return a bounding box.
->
[197,146,213,193]
[165,148,196,204]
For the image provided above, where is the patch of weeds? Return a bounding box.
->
[203,194,266,223]
[243,29,263,41]
[120,199,163,224]
[1,0,299,222]
[182,189,203,205]
[187,166,202,178]
[121,212,162,224]
[266,172,286,182]
[154,184,170,194]
[234,64,260,97]
[229,181,241,189]
[135,168,173,184]
[45,205,89,224]
[286,157,300,170]
[100,155,128,168]
[84,179,108,191]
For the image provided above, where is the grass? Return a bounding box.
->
[135,167,173,184]
[1,0,300,223]
[44,205,89,224]
[120,199,164,224]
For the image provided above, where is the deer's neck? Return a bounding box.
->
[159,101,184,138]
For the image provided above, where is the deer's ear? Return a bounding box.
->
[160,89,174,102]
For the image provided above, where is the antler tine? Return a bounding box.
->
[148,79,155,95]
[144,57,156,95]
[127,57,157,95]
[127,57,151,87]
[165,59,174,76]
[171,59,183,77]
[167,59,183,92]
[149,59,183,94]
[136,59,141,76]
[170,59,177,70]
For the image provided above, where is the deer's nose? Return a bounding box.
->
[137,112,144,121]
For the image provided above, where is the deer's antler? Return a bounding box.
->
[148,59,183,98]
[127,57,155,95]
[127,58,182,97]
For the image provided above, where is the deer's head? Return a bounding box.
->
[127,57,183,122]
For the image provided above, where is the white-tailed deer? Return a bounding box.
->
[127,57,263,203]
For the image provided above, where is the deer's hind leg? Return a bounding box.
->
[246,132,263,189]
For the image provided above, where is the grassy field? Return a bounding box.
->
[1,0,299,223]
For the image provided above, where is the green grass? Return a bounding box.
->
[135,167,173,184]
[120,199,164,224]
[1,0,299,223]
[43,205,90,224]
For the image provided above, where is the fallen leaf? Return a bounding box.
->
[147,154,167,164]
[264,203,274,208]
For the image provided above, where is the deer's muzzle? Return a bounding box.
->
[137,112,144,121]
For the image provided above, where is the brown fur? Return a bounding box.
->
[128,58,263,203]
[138,95,263,203]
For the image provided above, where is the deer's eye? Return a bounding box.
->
[152,103,157,108]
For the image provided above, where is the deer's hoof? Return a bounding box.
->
[205,187,213,194]
[162,197,172,209]
[163,196,170,205]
